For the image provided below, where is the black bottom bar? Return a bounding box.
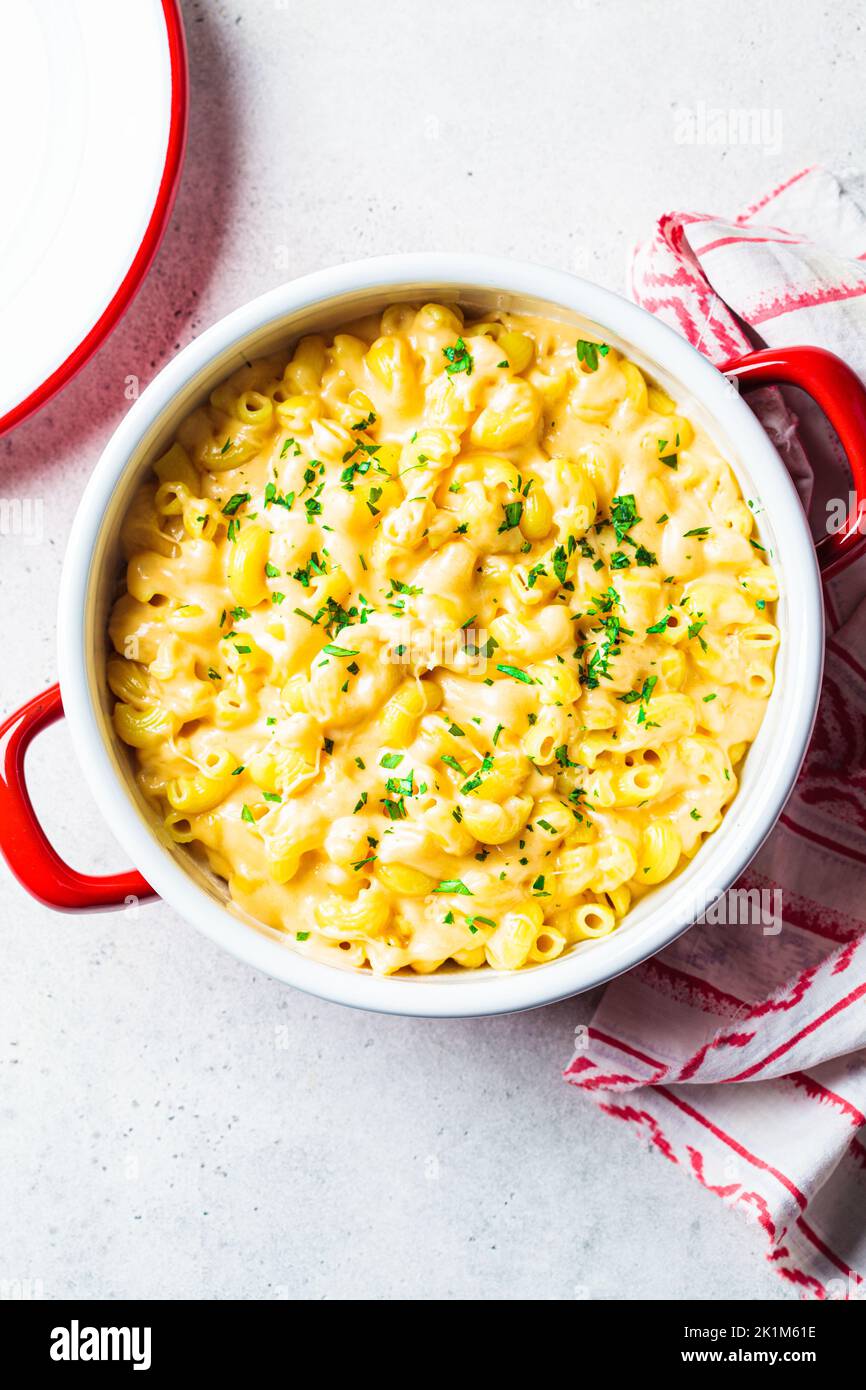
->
[0,1296,860,1375]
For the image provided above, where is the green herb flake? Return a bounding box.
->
[443,337,474,377]
[496,663,535,684]
[221,492,250,516]
[609,494,640,542]
[576,339,610,372]
[498,500,524,533]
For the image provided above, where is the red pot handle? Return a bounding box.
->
[722,345,866,575]
[0,683,155,911]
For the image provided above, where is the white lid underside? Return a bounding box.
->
[0,0,172,418]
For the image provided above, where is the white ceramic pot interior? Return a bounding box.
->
[60,260,823,1015]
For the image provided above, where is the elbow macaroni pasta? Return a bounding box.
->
[108,305,779,975]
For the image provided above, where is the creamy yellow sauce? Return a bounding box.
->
[107,303,779,974]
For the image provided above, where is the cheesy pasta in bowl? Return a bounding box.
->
[33,254,829,1015]
[107,298,781,978]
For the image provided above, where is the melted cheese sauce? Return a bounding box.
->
[108,303,779,974]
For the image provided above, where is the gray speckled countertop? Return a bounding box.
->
[3,0,857,1300]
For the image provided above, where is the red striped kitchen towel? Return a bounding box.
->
[564,168,866,1299]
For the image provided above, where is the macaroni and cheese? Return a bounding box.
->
[108,303,779,974]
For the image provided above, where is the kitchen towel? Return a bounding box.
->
[565,168,866,1299]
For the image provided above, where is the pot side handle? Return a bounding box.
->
[722,345,866,575]
[0,683,155,911]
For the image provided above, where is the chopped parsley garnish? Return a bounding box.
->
[646,609,673,635]
[498,500,524,532]
[576,339,610,372]
[580,604,631,690]
[264,482,295,510]
[443,338,473,376]
[619,675,658,723]
[460,756,494,796]
[351,853,377,871]
[609,494,641,542]
[496,663,535,684]
[351,410,377,431]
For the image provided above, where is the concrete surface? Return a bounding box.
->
[4,0,860,1300]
